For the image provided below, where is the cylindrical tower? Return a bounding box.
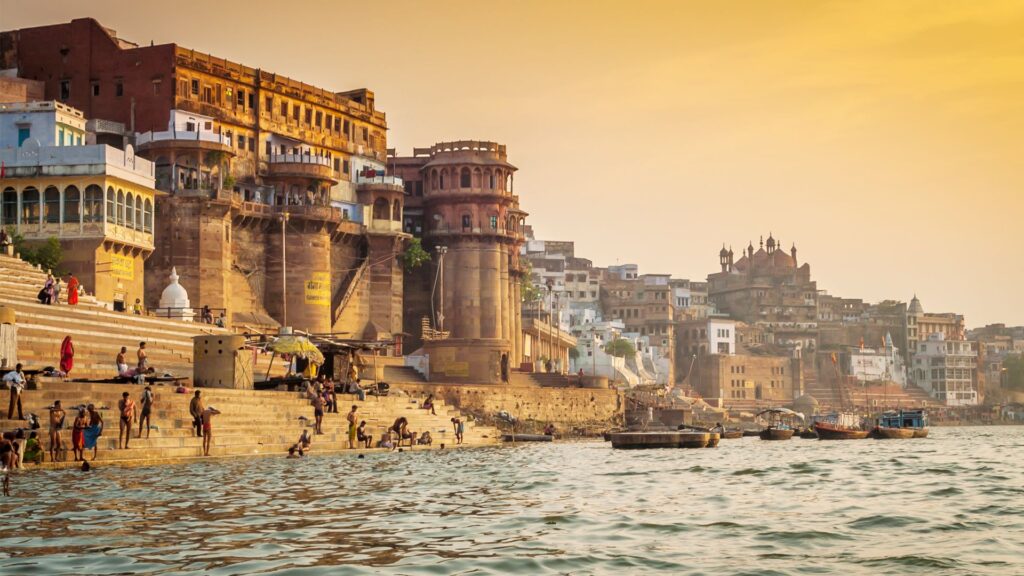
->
[419,141,528,382]
[265,213,333,333]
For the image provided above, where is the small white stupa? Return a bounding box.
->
[159,267,194,322]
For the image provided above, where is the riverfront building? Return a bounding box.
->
[0,100,158,307]
[1,18,405,341]
[912,332,979,406]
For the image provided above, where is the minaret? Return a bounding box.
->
[719,245,729,272]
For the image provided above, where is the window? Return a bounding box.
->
[460,168,471,188]
[248,138,254,152]
[490,215,498,229]
[91,82,100,96]
[22,187,40,223]
[343,119,350,136]
[64,186,80,223]
[248,93,255,109]
[305,109,312,125]
[361,127,368,141]
[265,95,273,112]
[191,79,199,95]
[343,160,349,174]
[1,188,17,225]
[280,101,288,116]
[152,79,161,95]
[237,89,245,106]
[266,141,272,156]
[373,198,389,219]
[143,198,153,232]
[17,128,29,146]
[106,188,116,223]
[315,111,322,127]
[203,86,212,103]
[462,214,472,230]
[293,106,300,122]
[60,80,71,100]
[238,135,246,150]
[115,81,124,97]
[84,185,103,222]
[334,117,341,132]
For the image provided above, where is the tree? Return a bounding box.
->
[605,338,636,358]
[9,230,63,275]
[1003,355,1024,391]
[568,346,580,360]
[402,237,431,271]
[519,261,543,304]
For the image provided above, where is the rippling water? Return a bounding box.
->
[1,426,1023,575]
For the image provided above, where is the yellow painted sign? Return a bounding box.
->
[304,272,330,306]
[440,361,470,377]
[110,254,134,280]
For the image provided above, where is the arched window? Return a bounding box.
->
[116,190,125,225]
[2,187,17,225]
[486,170,494,189]
[460,168,471,188]
[135,194,144,228]
[430,169,438,191]
[473,168,482,189]
[44,186,60,223]
[143,198,153,232]
[439,170,446,190]
[64,186,80,224]
[373,197,389,220]
[391,199,401,221]
[494,170,503,191]
[22,187,40,224]
[106,187,116,223]
[461,213,472,231]
[84,185,103,222]
[126,193,136,229]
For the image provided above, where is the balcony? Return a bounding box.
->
[136,129,234,154]
[266,154,338,183]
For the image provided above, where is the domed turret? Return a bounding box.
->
[766,232,776,253]
[908,294,923,315]
[159,267,194,322]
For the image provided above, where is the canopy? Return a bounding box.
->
[267,335,324,364]
[756,407,805,421]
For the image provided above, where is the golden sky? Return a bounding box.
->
[3,0,1022,326]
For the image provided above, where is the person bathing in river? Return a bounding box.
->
[202,406,221,456]
[356,420,372,449]
[71,408,87,461]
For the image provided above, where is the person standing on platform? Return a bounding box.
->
[116,347,129,377]
[53,277,62,305]
[48,400,65,461]
[346,405,358,449]
[312,393,325,435]
[59,336,74,381]
[189,390,204,437]
[117,392,136,449]
[71,408,87,462]
[84,403,103,461]
[66,274,80,306]
[4,363,25,420]
[138,385,154,438]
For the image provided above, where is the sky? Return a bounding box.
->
[2,0,1022,326]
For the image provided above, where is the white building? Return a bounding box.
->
[912,333,978,406]
[848,333,907,386]
[0,100,86,148]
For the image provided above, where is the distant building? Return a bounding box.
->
[600,272,674,383]
[846,333,907,387]
[707,234,818,349]
[694,352,803,410]
[912,333,978,406]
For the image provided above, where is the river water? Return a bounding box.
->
[1,426,1022,575]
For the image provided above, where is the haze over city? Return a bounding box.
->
[2,0,1021,325]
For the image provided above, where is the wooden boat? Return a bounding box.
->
[871,409,928,439]
[706,432,721,448]
[759,427,795,441]
[798,429,818,439]
[742,430,761,437]
[609,431,711,449]
[871,427,914,439]
[721,430,744,440]
[813,421,869,440]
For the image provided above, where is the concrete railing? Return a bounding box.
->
[270,154,331,167]
[136,130,228,146]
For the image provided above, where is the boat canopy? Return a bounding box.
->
[756,407,805,421]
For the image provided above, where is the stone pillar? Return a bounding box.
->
[443,245,457,335]
[499,246,510,344]
[479,244,501,339]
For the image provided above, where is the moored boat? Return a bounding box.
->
[721,430,744,440]
[871,409,928,439]
[759,427,795,441]
[871,427,914,439]
[813,420,869,440]
[798,428,818,439]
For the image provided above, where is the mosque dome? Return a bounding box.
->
[160,267,191,309]
[908,295,923,315]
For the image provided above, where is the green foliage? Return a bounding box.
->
[222,174,236,190]
[402,237,431,271]
[10,231,63,274]
[604,338,637,358]
[1003,355,1024,391]
[568,347,581,360]
[519,261,543,303]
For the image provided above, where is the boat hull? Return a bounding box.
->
[610,431,711,449]
[502,434,553,442]
[721,430,744,440]
[799,430,818,439]
[759,428,794,441]
[913,428,929,438]
[871,427,915,439]
[814,422,869,440]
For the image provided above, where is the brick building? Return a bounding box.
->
[2,18,405,340]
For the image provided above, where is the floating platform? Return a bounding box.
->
[502,434,553,442]
[610,431,716,449]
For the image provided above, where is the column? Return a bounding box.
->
[480,244,501,339]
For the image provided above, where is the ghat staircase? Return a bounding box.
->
[0,252,272,381]
[1,379,498,468]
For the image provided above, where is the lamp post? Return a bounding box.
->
[435,245,448,332]
[546,280,554,372]
[280,212,289,329]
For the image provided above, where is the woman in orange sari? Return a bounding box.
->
[60,335,75,381]
[66,274,79,305]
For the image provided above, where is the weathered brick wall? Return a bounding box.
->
[392,382,623,435]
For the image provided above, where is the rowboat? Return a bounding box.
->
[721,430,744,439]
[755,408,802,441]
[759,427,795,441]
[871,409,928,439]
[871,427,914,439]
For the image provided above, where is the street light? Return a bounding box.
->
[280,212,289,328]
[434,245,448,332]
